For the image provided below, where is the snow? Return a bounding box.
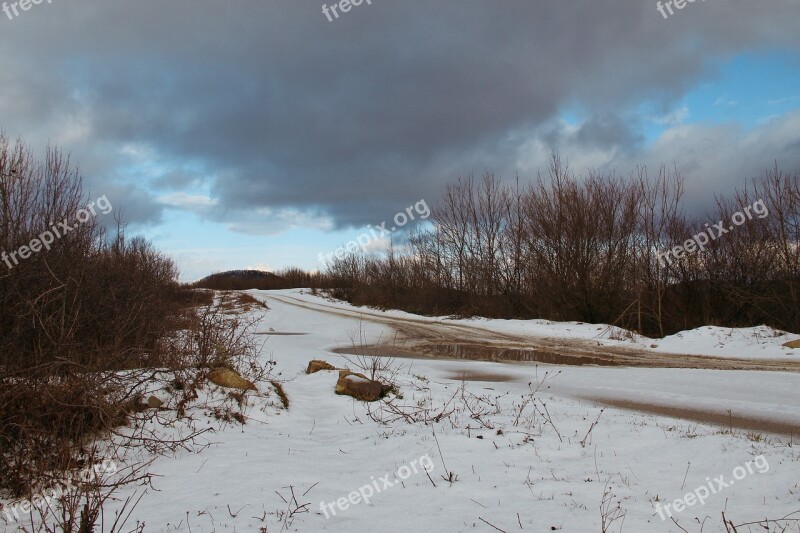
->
[3,288,799,532]
[344,374,371,383]
[653,325,799,359]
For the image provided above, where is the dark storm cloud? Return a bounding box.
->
[0,0,799,229]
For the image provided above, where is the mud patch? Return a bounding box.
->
[580,396,800,437]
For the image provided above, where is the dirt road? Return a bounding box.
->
[267,293,800,373]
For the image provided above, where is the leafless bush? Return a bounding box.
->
[0,135,271,532]
[600,481,627,533]
[274,485,312,532]
[340,322,404,386]
[25,458,153,533]
[162,298,267,374]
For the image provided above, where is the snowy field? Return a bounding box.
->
[4,289,799,532]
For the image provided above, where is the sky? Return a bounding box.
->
[1,0,799,281]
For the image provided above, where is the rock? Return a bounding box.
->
[147,396,164,409]
[307,360,336,374]
[335,370,391,402]
[782,339,800,349]
[207,368,257,391]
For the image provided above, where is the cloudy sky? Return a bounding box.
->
[2,0,799,280]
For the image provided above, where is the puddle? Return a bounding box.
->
[430,344,620,366]
[333,343,620,366]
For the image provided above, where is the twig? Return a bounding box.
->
[302,482,319,497]
[680,462,691,490]
[580,408,604,447]
[479,516,508,532]
[424,469,438,488]
[671,516,689,533]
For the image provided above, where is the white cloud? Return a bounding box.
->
[650,105,690,126]
[713,95,738,107]
[510,108,800,213]
[157,192,218,210]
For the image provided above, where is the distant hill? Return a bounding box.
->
[192,268,332,290]
[192,270,288,290]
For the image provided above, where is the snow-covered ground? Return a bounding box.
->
[653,325,799,359]
[4,289,799,532]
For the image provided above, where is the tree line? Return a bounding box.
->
[325,155,800,336]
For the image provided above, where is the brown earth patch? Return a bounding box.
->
[579,396,800,437]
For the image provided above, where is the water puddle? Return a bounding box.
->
[333,343,620,366]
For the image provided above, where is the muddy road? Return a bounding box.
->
[267,293,800,373]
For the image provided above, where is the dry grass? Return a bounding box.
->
[271,380,290,410]
[218,291,270,314]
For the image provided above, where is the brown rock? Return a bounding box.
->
[307,360,336,374]
[207,368,257,391]
[147,396,164,409]
[782,339,800,349]
[335,370,391,402]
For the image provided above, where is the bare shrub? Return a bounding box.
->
[339,322,404,386]
[0,135,271,532]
